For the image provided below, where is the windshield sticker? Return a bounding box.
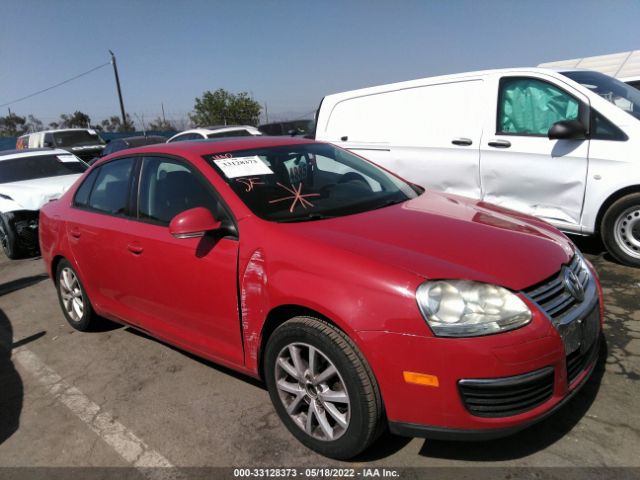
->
[214,156,273,178]
[57,154,80,163]
[269,182,320,213]
[236,177,264,192]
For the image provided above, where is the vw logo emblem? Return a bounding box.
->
[563,268,584,302]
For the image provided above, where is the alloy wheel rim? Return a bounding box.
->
[59,268,84,322]
[274,342,350,441]
[614,207,640,260]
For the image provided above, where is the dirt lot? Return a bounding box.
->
[0,236,639,478]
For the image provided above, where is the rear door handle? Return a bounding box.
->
[488,139,511,148]
[451,137,473,146]
[127,243,144,255]
[69,228,81,239]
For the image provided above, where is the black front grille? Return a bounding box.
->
[458,367,554,418]
[524,255,589,321]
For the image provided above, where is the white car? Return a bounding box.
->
[0,149,87,259]
[315,67,640,266]
[166,125,262,143]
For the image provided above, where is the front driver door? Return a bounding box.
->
[123,155,243,366]
[479,74,590,230]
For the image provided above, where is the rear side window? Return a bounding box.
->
[86,158,135,215]
[498,78,579,135]
[73,168,100,207]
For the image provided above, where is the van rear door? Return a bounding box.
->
[479,72,590,229]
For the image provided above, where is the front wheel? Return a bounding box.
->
[601,193,640,267]
[264,316,383,459]
[0,215,21,259]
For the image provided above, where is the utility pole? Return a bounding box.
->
[264,102,269,124]
[109,50,127,131]
[161,103,166,124]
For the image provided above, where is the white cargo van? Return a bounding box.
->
[315,68,640,266]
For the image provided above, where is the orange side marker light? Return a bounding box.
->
[403,371,439,387]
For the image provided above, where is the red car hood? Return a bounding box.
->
[285,191,574,291]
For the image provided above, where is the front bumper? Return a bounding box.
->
[388,333,601,440]
[357,271,603,437]
[4,210,39,252]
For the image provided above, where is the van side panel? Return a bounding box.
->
[322,79,484,198]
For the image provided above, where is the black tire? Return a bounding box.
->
[0,215,22,259]
[601,193,640,267]
[264,316,383,459]
[55,259,98,331]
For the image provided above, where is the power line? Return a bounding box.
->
[0,62,111,108]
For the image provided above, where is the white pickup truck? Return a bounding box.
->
[315,67,640,266]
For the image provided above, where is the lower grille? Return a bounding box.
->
[567,335,599,385]
[459,367,554,418]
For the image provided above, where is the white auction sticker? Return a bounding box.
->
[214,156,273,178]
[57,154,80,163]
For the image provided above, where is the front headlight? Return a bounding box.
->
[416,280,531,337]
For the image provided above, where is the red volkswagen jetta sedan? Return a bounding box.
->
[39,137,604,459]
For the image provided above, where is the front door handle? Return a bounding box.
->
[127,243,144,255]
[69,228,81,239]
[452,137,473,146]
[488,139,512,148]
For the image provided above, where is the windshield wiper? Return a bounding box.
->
[277,213,335,223]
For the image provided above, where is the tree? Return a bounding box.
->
[189,89,261,127]
[0,113,28,136]
[148,117,176,131]
[100,114,134,132]
[51,111,92,129]
[26,115,43,132]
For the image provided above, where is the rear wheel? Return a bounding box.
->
[264,316,383,459]
[55,259,98,331]
[0,215,21,259]
[602,193,640,267]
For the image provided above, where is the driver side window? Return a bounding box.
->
[498,77,579,136]
[138,156,222,225]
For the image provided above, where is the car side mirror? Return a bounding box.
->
[169,207,222,239]
[43,141,53,148]
[548,120,587,140]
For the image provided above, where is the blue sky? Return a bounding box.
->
[1,0,638,128]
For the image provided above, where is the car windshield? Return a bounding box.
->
[205,143,418,222]
[53,130,106,147]
[562,70,640,120]
[0,154,87,183]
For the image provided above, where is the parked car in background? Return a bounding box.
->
[258,119,314,137]
[316,67,640,266]
[0,149,87,258]
[166,125,262,143]
[16,128,106,162]
[92,135,167,164]
[40,137,603,459]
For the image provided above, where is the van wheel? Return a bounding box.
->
[602,193,640,267]
[0,215,21,259]
[264,317,383,459]
[55,259,98,331]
